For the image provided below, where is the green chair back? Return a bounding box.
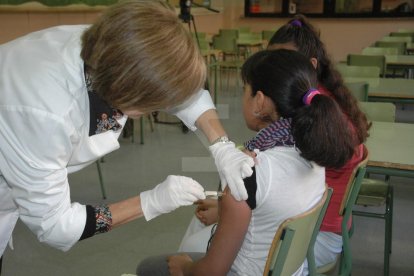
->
[358,102,396,122]
[238,32,262,41]
[390,32,414,41]
[362,46,399,56]
[337,63,380,78]
[191,32,207,40]
[308,146,368,276]
[306,188,333,276]
[345,81,369,101]
[380,35,412,43]
[375,41,407,54]
[218,28,239,39]
[347,54,386,77]
[338,146,368,275]
[262,30,276,42]
[196,39,210,51]
[212,35,239,58]
[238,26,251,34]
[263,188,329,276]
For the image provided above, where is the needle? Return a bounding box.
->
[204,191,224,198]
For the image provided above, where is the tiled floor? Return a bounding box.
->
[2,92,414,276]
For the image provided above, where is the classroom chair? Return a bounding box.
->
[347,54,386,77]
[390,32,414,42]
[262,30,276,42]
[374,41,408,77]
[218,28,239,40]
[336,63,381,78]
[306,188,333,274]
[362,46,399,56]
[308,146,369,276]
[353,102,396,276]
[358,102,396,122]
[212,35,243,94]
[263,187,330,276]
[96,160,107,199]
[238,26,251,34]
[380,36,412,44]
[345,81,369,101]
[375,41,407,54]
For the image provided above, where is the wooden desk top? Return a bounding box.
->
[366,121,414,171]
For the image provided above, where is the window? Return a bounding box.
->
[335,0,374,14]
[244,0,414,17]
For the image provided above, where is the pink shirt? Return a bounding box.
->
[318,85,364,233]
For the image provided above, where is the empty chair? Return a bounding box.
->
[96,160,106,199]
[362,46,399,56]
[374,41,408,77]
[347,54,386,77]
[212,35,239,60]
[353,103,395,276]
[238,26,251,34]
[358,102,396,122]
[345,81,369,101]
[238,32,262,41]
[264,188,329,276]
[336,63,381,78]
[390,32,414,41]
[375,41,407,54]
[218,28,239,40]
[262,30,276,42]
[380,35,412,44]
[191,32,207,40]
[212,35,243,93]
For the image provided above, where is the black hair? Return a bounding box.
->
[268,14,370,146]
[241,49,355,169]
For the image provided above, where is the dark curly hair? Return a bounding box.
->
[268,14,370,146]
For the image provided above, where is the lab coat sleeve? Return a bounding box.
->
[0,107,86,252]
[166,89,215,131]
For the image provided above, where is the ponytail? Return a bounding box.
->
[293,94,355,169]
[241,49,357,169]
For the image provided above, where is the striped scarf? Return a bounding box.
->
[244,118,295,151]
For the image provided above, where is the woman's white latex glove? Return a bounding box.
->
[209,141,254,201]
[140,175,206,221]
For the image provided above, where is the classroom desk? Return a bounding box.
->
[385,55,414,78]
[365,121,414,178]
[344,77,414,104]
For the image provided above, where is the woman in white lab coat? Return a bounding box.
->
[0,0,254,264]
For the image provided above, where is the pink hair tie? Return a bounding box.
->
[302,88,321,105]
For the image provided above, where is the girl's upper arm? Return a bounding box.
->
[191,186,252,275]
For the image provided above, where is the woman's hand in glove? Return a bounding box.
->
[140,175,206,221]
[209,141,254,201]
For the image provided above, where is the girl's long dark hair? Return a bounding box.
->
[268,14,370,145]
[241,50,355,169]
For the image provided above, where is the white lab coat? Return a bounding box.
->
[0,25,215,256]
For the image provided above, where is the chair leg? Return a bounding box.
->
[140,117,144,145]
[383,185,393,276]
[96,160,107,200]
[389,186,394,254]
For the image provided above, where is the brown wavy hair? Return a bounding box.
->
[81,0,206,113]
[268,14,370,145]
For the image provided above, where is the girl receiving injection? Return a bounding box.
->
[138,49,356,276]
